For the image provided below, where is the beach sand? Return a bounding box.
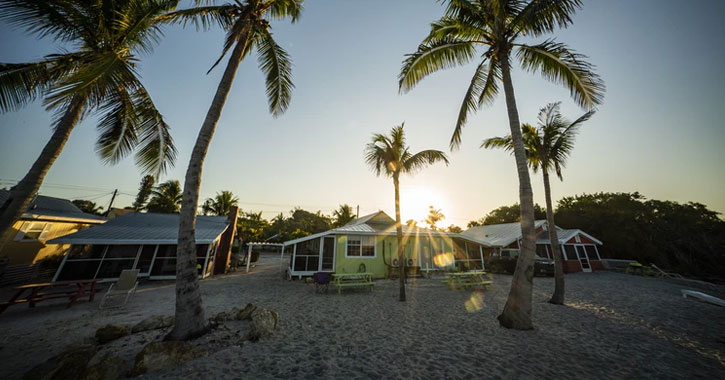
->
[1,255,723,379]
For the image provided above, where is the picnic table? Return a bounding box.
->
[0,279,98,314]
[332,273,374,294]
[443,270,492,290]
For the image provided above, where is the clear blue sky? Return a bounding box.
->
[1,0,724,226]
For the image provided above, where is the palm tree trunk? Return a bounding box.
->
[497,57,536,330]
[543,169,565,304]
[394,175,406,302]
[166,25,251,341]
[0,96,85,252]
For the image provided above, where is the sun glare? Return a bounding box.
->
[399,186,451,226]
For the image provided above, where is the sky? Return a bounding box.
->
[1,0,724,227]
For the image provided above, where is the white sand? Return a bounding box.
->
[1,255,723,379]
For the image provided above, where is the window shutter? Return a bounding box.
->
[13,222,28,241]
[38,223,52,242]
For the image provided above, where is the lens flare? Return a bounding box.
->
[433,252,454,267]
[465,290,485,313]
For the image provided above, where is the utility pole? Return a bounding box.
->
[356,205,359,218]
[104,189,118,217]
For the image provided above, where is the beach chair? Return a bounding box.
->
[312,272,331,294]
[99,269,139,309]
[650,264,684,279]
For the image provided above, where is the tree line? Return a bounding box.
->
[467,193,725,280]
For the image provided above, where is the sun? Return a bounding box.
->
[398,186,451,227]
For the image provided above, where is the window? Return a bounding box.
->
[14,222,50,242]
[584,245,599,261]
[536,244,551,259]
[563,245,579,260]
[346,235,375,257]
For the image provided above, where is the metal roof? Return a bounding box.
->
[459,220,548,247]
[284,210,465,246]
[0,190,106,223]
[48,212,228,245]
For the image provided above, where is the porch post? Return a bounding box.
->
[246,244,253,273]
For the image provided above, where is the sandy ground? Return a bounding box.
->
[1,255,723,379]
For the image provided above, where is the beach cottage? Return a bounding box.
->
[282,211,490,279]
[0,190,106,285]
[460,220,604,273]
[48,212,236,282]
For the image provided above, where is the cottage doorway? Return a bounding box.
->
[574,245,592,272]
[321,236,335,271]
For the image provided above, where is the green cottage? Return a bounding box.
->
[281,211,489,279]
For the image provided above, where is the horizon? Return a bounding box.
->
[1,0,724,227]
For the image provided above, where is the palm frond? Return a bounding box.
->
[399,37,476,93]
[0,52,82,112]
[424,15,490,44]
[45,52,142,113]
[131,87,177,177]
[0,0,86,41]
[402,149,450,174]
[115,0,180,55]
[266,0,303,22]
[481,135,514,152]
[516,40,605,109]
[451,56,500,149]
[95,87,137,164]
[154,4,235,31]
[511,0,583,36]
[257,28,294,117]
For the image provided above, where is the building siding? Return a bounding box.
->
[1,220,95,264]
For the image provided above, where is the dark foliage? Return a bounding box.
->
[555,192,725,279]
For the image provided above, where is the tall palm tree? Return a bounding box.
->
[0,0,178,251]
[332,204,355,227]
[365,124,449,302]
[146,180,183,213]
[133,175,156,211]
[201,190,239,216]
[159,0,301,340]
[399,0,604,329]
[483,102,593,304]
[424,205,445,230]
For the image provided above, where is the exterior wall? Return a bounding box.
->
[334,235,388,278]
[333,234,456,278]
[563,260,582,273]
[590,260,605,271]
[0,220,94,264]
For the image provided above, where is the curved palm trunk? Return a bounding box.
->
[543,169,565,304]
[393,175,406,302]
[0,96,85,251]
[497,58,536,330]
[166,26,251,341]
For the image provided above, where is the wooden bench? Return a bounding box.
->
[0,280,98,314]
[444,272,492,290]
[332,273,374,294]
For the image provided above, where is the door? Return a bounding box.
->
[321,236,336,271]
[574,245,592,273]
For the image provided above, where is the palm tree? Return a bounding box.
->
[0,0,178,251]
[71,200,104,216]
[399,0,604,329]
[133,175,156,211]
[159,0,301,340]
[332,204,355,227]
[483,102,593,304]
[365,124,449,302]
[146,180,183,214]
[424,205,445,230]
[201,190,239,216]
